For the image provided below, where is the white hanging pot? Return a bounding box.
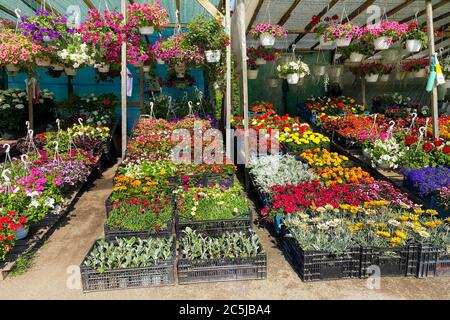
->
[247,69,259,79]
[320,35,334,47]
[312,65,326,76]
[205,50,221,63]
[15,226,29,240]
[97,64,110,73]
[335,38,352,47]
[5,64,19,72]
[65,67,77,76]
[51,64,64,71]
[349,52,365,63]
[296,76,305,86]
[139,26,154,35]
[255,58,266,65]
[406,39,422,53]
[374,37,392,50]
[414,69,427,78]
[36,57,51,67]
[259,33,275,47]
[365,73,379,83]
[267,78,280,88]
[380,74,390,82]
[157,58,165,65]
[286,73,300,84]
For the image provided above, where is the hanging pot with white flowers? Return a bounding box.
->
[277,59,310,85]
[250,23,287,47]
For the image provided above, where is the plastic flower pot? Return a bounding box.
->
[374,37,392,50]
[65,67,77,76]
[286,73,300,84]
[139,26,154,35]
[51,64,64,71]
[312,65,326,76]
[157,58,165,65]
[255,58,267,65]
[320,35,334,47]
[377,161,392,170]
[247,69,259,79]
[260,34,275,47]
[36,57,51,67]
[380,74,390,82]
[406,39,422,53]
[15,226,29,240]
[414,69,427,78]
[97,64,110,73]
[365,73,379,83]
[349,52,365,63]
[335,38,351,47]
[6,64,19,72]
[205,50,221,63]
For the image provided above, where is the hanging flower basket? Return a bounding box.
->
[97,64,110,73]
[36,56,51,67]
[349,52,365,63]
[413,69,427,78]
[365,73,379,83]
[362,22,408,50]
[251,23,288,48]
[255,58,266,65]
[312,65,326,76]
[205,50,221,63]
[51,63,64,71]
[248,69,259,79]
[286,73,300,84]
[139,26,155,35]
[374,37,392,50]
[406,39,422,53]
[5,64,19,72]
[65,67,77,76]
[404,22,428,53]
[335,38,352,47]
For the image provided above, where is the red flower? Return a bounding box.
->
[0,235,4,242]
[103,99,112,106]
[154,226,161,232]
[409,22,417,30]
[434,140,444,147]
[6,235,14,240]
[443,145,450,154]
[405,136,417,146]
[423,142,435,152]
[8,210,17,216]
[19,216,27,224]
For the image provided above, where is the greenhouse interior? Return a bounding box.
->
[0,0,450,302]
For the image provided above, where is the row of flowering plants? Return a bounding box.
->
[0,122,110,261]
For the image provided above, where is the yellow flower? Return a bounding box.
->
[391,237,401,246]
[395,230,407,239]
[131,180,142,187]
[425,209,438,216]
[376,231,391,238]
[159,170,167,175]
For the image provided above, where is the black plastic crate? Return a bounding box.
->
[360,245,418,278]
[281,236,360,282]
[177,254,267,284]
[168,173,234,188]
[331,131,361,150]
[80,240,176,292]
[416,243,450,278]
[175,209,253,237]
[248,172,270,206]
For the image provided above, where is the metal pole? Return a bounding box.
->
[225,0,232,162]
[27,77,33,130]
[121,0,127,158]
[426,0,439,139]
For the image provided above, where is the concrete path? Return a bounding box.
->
[1,163,449,300]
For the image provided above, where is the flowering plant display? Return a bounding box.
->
[0,89,28,132]
[155,34,205,66]
[57,34,94,68]
[322,22,361,42]
[106,196,173,233]
[314,166,373,187]
[306,96,365,115]
[0,209,27,260]
[339,42,371,58]
[21,9,74,42]
[281,130,330,154]
[361,21,409,43]
[127,2,169,31]
[351,62,386,76]
[402,58,429,72]
[277,59,310,78]
[310,14,340,38]
[249,154,316,193]
[184,14,229,52]
[0,30,43,67]
[250,23,288,39]
[299,148,352,168]
[402,167,450,197]
[403,22,429,48]
[365,137,404,169]
[250,101,277,115]
[175,184,249,222]
[247,46,281,63]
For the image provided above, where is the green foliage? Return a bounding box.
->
[185,15,228,51]
[179,228,264,260]
[84,237,174,273]
[10,251,36,277]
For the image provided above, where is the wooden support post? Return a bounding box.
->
[361,78,366,107]
[225,0,232,161]
[140,66,144,109]
[121,0,127,158]
[426,0,439,139]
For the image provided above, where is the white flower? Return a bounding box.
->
[15,104,24,110]
[233,208,239,213]
[27,190,40,198]
[388,219,400,227]
[30,199,40,208]
[1,104,10,110]
[44,197,55,209]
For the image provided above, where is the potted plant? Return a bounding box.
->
[185,15,229,64]
[340,42,370,62]
[351,62,384,82]
[35,47,54,67]
[250,23,287,47]
[362,21,409,50]
[126,2,169,35]
[57,34,94,76]
[310,15,340,47]
[0,29,43,72]
[277,59,310,84]
[323,22,360,47]
[0,209,28,260]
[248,46,281,65]
[379,64,395,82]
[402,58,429,78]
[443,56,450,89]
[20,9,74,42]
[158,34,205,67]
[404,22,428,53]
[247,58,259,79]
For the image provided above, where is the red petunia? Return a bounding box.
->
[405,136,417,146]
[423,143,435,152]
[443,145,450,154]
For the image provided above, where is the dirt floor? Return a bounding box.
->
[1,162,449,300]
